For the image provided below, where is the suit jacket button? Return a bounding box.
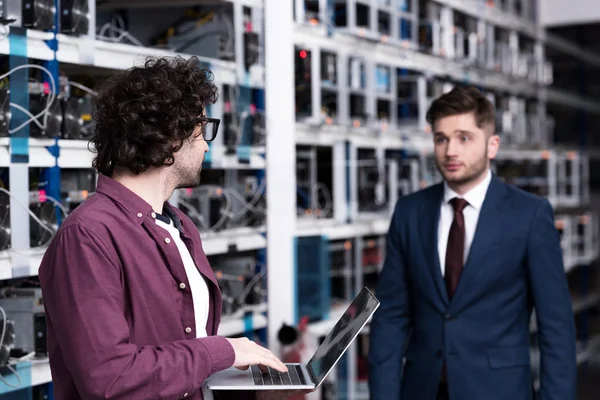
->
[436,350,443,358]
[445,313,452,320]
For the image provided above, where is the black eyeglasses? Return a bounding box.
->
[200,117,220,141]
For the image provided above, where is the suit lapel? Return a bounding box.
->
[449,175,510,310]
[418,183,449,307]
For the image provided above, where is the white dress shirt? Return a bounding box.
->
[438,169,492,276]
[155,217,210,338]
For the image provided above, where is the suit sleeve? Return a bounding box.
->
[526,199,577,400]
[368,202,412,399]
[39,224,235,400]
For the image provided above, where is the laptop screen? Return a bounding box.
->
[306,287,380,387]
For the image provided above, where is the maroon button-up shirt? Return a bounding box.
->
[38,175,236,400]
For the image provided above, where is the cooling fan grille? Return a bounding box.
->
[63,0,90,35]
[31,0,56,31]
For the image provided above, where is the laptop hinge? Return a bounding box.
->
[305,363,318,386]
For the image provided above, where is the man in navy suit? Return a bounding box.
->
[368,86,577,400]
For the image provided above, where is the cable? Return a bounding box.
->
[175,29,228,54]
[209,189,233,232]
[225,192,265,223]
[0,24,8,44]
[217,261,267,316]
[0,64,57,135]
[97,14,144,47]
[0,365,21,388]
[239,264,266,303]
[180,185,233,233]
[10,352,35,364]
[240,178,266,210]
[224,178,266,220]
[178,179,268,234]
[0,305,21,389]
[69,81,98,97]
[174,12,234,55]
[220,11,235,57]
[41,194,70,220]
[176,198,209,230]
[4,66,56,134]
[0,306,6,355]
[0,188,56,238]
[97,24,145,47]
[9,103,45,131]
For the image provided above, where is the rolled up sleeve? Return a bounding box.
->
[39,224,235,400]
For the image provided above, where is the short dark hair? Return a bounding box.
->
[426,86,495,133]
[90,56,218,176]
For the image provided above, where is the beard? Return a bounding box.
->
[175,165,203,189]
[436,148,488,187]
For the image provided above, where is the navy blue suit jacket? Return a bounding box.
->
[368,174,577,400]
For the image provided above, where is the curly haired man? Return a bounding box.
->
[38,56,294,400]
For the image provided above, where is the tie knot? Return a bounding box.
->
[449,197,469,213]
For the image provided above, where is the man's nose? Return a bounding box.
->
[445,138,458,156]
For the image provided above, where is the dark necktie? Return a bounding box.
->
[442,197,469,382]
[445,197,469,299]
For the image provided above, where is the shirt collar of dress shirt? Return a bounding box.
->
[443,168,492,210]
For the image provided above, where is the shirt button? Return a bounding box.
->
[179,283,186,289]
[185,327,192,334]
[151,212,156,218]
[137,213,143,218]
[165,238,171,244]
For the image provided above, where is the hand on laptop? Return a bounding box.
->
[227,337,288,373]
[256,389,314,400]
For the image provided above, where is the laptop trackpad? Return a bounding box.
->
[206,368,255,389]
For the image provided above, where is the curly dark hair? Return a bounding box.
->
[426,86,495,133]
[90,56,218,176]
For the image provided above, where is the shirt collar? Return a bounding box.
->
[96,174,182,228]
[95,174,153,223]
[443,169,492,210]
[163,202,185,233]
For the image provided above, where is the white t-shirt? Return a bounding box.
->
[155,214,209,338]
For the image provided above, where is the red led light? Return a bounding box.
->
[299,50,307,59]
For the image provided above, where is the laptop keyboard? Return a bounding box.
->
[252,364,307,386]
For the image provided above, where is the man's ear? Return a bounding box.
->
[487,134,500,159]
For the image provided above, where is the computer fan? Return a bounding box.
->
[30,201,56,247]
[5,0,56,31]
[0,192,10,251]
[0,87,10,137]
[29,92,62,139]
[60,0,90,36]
[62,96,94,140]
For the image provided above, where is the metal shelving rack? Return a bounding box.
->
[0,0,599,399]
[274,0,600,399]
[0,0,272,397]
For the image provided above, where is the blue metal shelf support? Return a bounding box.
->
[42,0,62,226]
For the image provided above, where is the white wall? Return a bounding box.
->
[540,0,600,27]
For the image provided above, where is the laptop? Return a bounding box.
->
[205,287,380,391]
